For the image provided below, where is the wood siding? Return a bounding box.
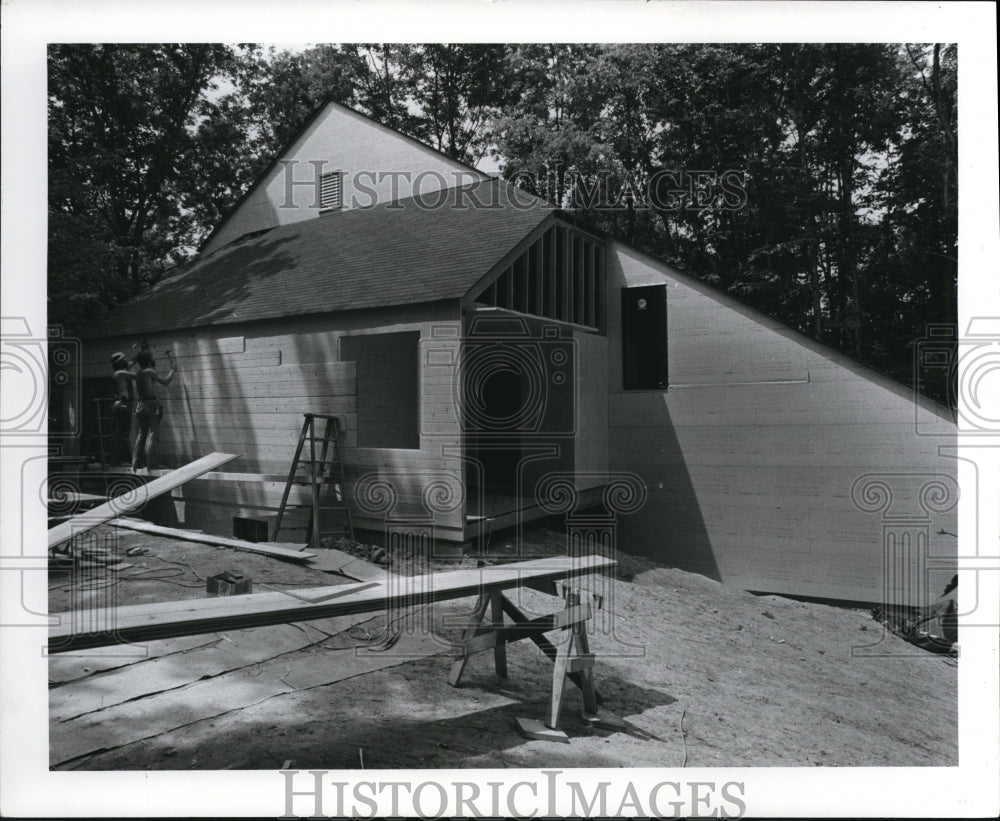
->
[75,303,467,542]
[606,243,958,605]
[572,329,610,488]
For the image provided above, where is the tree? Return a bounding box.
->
[494,44,610,206]
[47,43,254,331]
[398,44,514,164]
[494,42,957,402]
[48,42,957,404]
[866,44,957,401]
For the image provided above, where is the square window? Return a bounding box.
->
[341,332,420,449]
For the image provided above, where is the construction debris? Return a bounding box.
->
[206,570,253,597]
[48,452,241,550]
[113,518,316,562]
[872,575,959,654]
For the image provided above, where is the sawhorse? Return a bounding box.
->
[48,553,624,740]
[448,581,626,742]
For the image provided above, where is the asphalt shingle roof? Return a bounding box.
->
[84,179,555,338]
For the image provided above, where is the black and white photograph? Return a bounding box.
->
[1,1,998,817]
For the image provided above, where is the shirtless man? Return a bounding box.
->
[131,349,177,472]
[109,352,136,465]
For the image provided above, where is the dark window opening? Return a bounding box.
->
[341,331,420,449]
[622,284,668,390]
[233,517,269,542]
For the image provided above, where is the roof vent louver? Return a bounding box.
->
[319,171,343,211]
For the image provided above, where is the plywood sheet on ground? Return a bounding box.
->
[50,610,451,766]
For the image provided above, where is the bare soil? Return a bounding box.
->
[49,524,957,770]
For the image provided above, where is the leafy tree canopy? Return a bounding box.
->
[48,42,957,403]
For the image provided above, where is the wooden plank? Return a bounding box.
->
[180,369,356,387]
[463,603,590,653]
[81,336,246,363]
[574,235,585,324]
[49,624,310,722]
[110,518,316,561]
[159,429,356,450]
[666,367,809,387]
[609,421,942,469]
[535,239,545,314]
[80,352,280,380]
[607,383,923,428]
[179,360,350,379]
[170,382,358,400]
[562,226,572,322]
[48,555,617,653]
[161,413,358,432]
[284,581,381,603]
[47,453,241,550]
[160,397,357,413]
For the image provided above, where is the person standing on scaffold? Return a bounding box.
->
[131,346,177,473]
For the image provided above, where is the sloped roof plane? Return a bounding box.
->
[84,179,555,339]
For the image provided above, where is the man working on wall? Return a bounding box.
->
[132,348,177,473]
[109,352,136,465]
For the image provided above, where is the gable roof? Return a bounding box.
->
[83,179,555,339]
[199,100,491,255]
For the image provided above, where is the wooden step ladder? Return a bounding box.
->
[90,397,121,494]
[273,413,354,548]
[91,397,117,468]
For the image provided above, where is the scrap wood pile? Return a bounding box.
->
[320,535,436,575]
[50,531,147,574]
[871,574,959,655]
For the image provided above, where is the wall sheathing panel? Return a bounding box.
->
[75,303,467,542]
[606,242,958,605]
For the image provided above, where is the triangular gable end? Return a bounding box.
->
[463,214,608,333]
[201,101,491,256]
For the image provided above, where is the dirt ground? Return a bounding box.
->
[49,523,957,770]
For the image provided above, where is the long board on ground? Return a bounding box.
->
[49,554,616,653]
[111,518,316,562]
[47,452,241,550]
